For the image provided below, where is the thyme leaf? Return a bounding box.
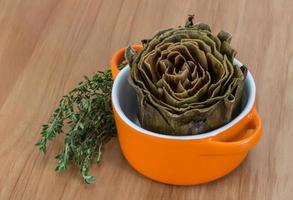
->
[36,68,119,184]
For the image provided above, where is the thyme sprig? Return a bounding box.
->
[36,67,119,184]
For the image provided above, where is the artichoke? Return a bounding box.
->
[126,16,247,135]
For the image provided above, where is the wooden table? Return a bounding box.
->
[1,0,292,199]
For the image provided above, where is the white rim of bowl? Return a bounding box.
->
[112,59,256,140]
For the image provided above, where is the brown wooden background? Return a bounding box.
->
[0,0,292,199]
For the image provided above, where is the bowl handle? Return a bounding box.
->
[205,108,262,155]
[110,44,143,80]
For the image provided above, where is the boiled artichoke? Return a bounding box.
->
[126,16,247,135]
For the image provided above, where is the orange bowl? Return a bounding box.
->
[110,46,263,185]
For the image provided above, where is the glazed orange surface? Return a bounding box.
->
[111,45,262,185]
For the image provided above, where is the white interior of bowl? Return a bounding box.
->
[112,59,256,140]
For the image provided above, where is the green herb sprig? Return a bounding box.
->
[36,67,120,184]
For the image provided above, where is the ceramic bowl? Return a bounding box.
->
[110,46,262,185]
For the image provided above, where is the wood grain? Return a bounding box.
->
[0,0,292,199]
